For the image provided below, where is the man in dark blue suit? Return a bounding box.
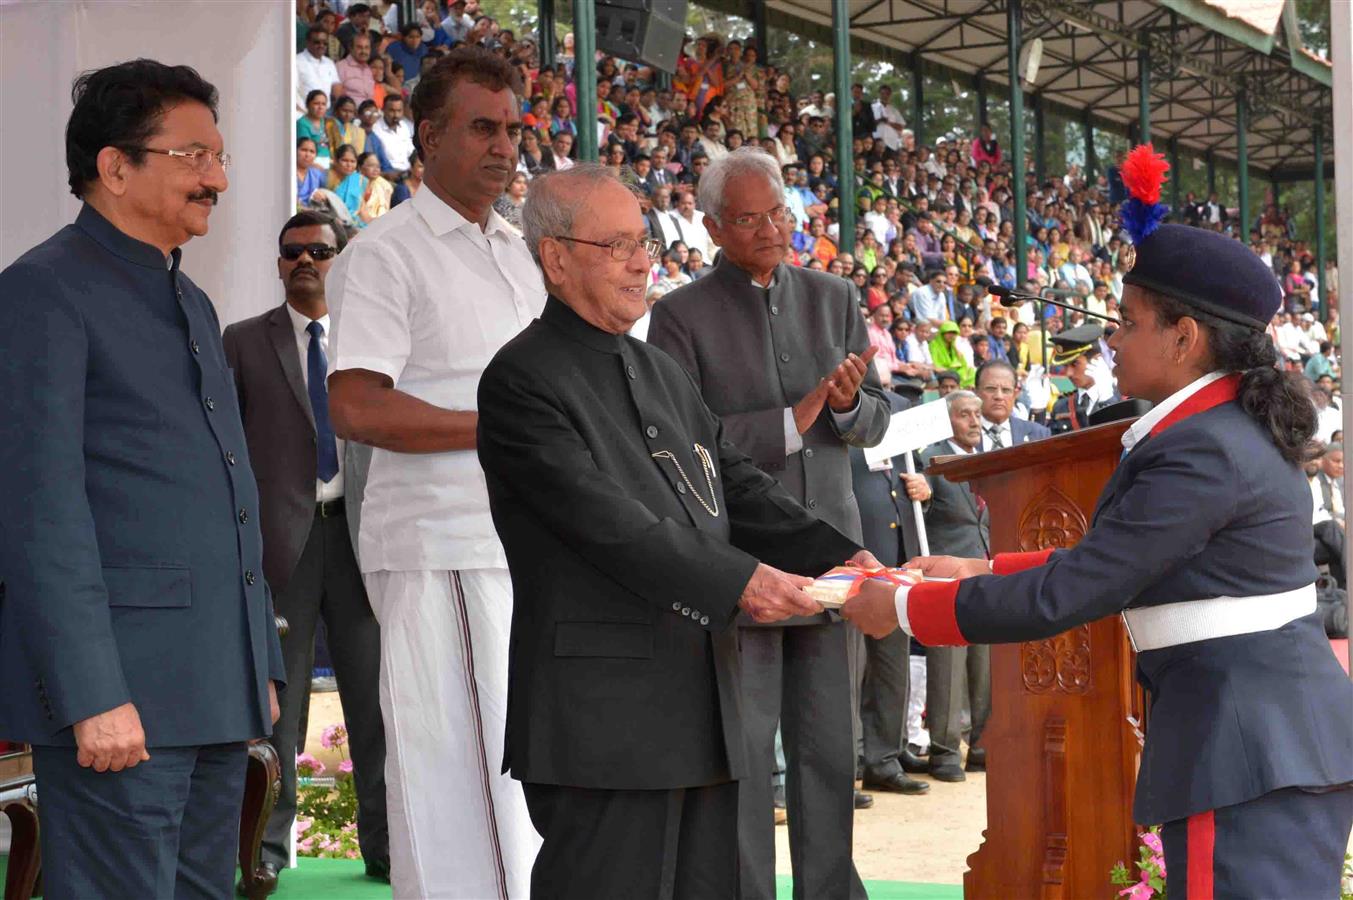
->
[0,61,284,899]
[975,360,1050,451]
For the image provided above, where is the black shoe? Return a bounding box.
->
[365,859,392,883]
[965,748,986,772]
[773,783,787,810]
[853,789,874,809]
[928,762,966,782]
[900,747,928,774]
[861,771,930,795]
[236,862,280,897]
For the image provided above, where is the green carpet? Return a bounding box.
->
[3,854,964,899]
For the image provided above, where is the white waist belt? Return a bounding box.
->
[1122,583,1317,652]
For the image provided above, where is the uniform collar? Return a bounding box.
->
[1121,370,1237,452]
[411,186,514,239]
[76,203,181,271]
[714,252,785,290]
[541,295,627,355]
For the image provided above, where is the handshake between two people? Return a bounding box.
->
[739,550,991,630]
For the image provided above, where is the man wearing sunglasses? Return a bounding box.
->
[222,212,390,889]
[0,60,284,897]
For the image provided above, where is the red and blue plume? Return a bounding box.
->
[1119,144,1170,244]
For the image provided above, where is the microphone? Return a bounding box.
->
[988,284,1120,324]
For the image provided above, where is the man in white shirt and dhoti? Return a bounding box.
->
[326,48,544,898]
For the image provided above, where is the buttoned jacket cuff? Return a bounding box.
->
[829,396,862,432]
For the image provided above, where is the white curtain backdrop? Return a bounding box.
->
[0,0,293,326]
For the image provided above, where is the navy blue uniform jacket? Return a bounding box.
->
[0,205,285,748]
[906,375,1353,823]
[477,298,859,790]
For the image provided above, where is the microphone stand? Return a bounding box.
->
[988,287,1121,325]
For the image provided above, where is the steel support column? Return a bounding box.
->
[833,0,855,249]
[574,0,598,162]
[976,74,987,125]
[911,53,924,148]
[1206,150,1216,196]
[1009,0,1027,282]
[752,0,768,59]
[1315,121,1326,318]
[1169,137,1180,212]
[1237,90,1249,236]
[1083,108,1095,179]
[1033,94,1046,183]
[1138,45,1151,145]
[538,0,555,69]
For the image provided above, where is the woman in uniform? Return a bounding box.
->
[842,147,1353,898]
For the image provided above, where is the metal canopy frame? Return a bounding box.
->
[736,0,1333,181]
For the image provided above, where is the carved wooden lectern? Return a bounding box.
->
[927,420,1147,900]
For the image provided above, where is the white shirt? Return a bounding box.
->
[372,117,416,173]
[295,50,340,114]
[327,186,547,573]
[673,209,716,260]
[284,304,346,502]
[871,101,906,151]
[651,209,683,248]
[862,211,890,246]
[1275,322,1305,361]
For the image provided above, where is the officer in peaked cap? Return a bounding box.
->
[1048,323,1116,434]
[844,220,1353,896]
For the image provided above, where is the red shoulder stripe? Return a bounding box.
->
[1149,373,1241,438]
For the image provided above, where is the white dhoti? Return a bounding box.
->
[364,568,540,899]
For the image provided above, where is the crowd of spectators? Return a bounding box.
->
[294,0,1339,424]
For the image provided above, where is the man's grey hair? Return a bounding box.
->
[521,163,627,265]
[946,389,980,410]
[698,146,785,224]
[1324,442,1343,457]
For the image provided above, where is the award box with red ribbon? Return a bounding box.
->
[805,565,925,609]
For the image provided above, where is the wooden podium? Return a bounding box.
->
[927,420,1147,899]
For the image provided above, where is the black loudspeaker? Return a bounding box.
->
[594,0,689,73]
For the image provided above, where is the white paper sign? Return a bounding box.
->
[863,398,955,469]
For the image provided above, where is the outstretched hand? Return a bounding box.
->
[840,578,902,639]
[907,556,991,580]
[739,563,824,623]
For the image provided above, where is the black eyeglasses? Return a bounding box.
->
[556,236,663,261]
[280,243,338,261]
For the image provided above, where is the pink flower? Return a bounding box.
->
[347,849,360,860]
[295,816,312,835]
[1141,831,1163,856]
[298,837,315,853]
[320,723,348,750]
[1118,884,1154,900]
[1154,856,1166,878]
[339,759,354,775]
[296,752,326,776]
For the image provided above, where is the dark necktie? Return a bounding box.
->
[986,426,1004,449]
[306,321,340,483]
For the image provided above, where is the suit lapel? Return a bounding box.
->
[268,305,317,432]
